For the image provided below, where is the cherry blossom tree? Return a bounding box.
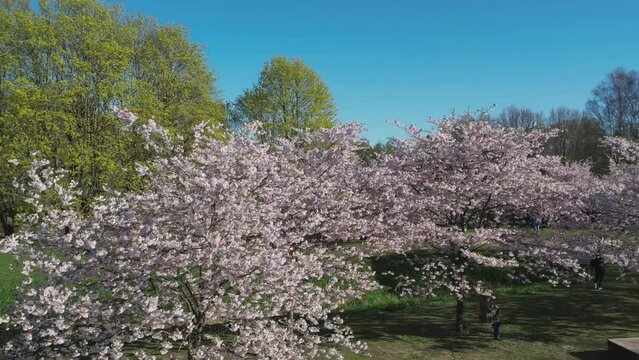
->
[568,137,639,274]
[594,137,639,229]
[1,110,383,359]
[600,137,639,271]
[380,115,592,332]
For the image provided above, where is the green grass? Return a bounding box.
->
[342,282,556,314]
[0,253,22,314]
[341,272,639,360]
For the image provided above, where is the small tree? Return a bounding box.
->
[230,57,336,141]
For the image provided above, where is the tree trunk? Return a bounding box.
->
[456,298,465,333]
[187,313,204,360]
[453,249,467,333]
[0,211,14,237]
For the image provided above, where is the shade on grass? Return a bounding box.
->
[341,273,639,360]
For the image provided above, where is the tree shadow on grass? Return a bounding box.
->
[569,350,609,360]
[502,281,639,342]
[343,305,503,352]
[343,274,639,355]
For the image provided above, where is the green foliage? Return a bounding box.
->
[356,140,394,164]
[124,16,225,138]
[0,0,225,235]
[545,117,608,174]
[341,289,450,313]
[0,253,21,314]
[230,56,336,141]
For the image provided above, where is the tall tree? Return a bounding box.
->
[0,0,225,236]
[230,56,336,141]
[545,107,607,173]
[124,17,225,137]
[586,68,639,138]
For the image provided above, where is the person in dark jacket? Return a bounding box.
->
[590,256,605,290]
[491,306,502,340]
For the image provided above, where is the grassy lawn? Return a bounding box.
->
[341,273,639,360]
[0,253,21,314]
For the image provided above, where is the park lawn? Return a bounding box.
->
[0,253,21,314]
[341,273,639,360]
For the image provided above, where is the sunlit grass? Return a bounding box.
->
[0,253,21,314]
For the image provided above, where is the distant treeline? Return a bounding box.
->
[491,67,639,174]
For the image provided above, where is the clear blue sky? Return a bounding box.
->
[107,0,639,143]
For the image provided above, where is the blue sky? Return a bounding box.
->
[107,0,639,143]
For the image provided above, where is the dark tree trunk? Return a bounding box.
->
[1,211,15,237]
[453,249,467,333]
[456,298,465,333]
[187,310,205,360]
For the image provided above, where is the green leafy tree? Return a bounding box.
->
[125,16,225,138]
[357,140,394,165]
[230,56,336,141]
[0,0,225,236]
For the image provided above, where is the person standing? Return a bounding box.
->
[532,217,542,235]
[590,255,605,290]
[491,305,502,340]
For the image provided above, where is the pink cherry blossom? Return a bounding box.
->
[1,114,382,359]
[378,115,596,331]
